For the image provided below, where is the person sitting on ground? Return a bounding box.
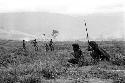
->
[88,41,110,63]
[68,44,84,66]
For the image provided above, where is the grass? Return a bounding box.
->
[0,40,125,83]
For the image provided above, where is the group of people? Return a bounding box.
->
[23,39,38,51]
[22,39,54,51]
[23,39,110,66]
[68,41,110,66]
[45,39,54,52]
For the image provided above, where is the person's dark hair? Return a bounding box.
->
[72,44,80,51]
[88,41,98,49]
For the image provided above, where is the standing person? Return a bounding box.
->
[45,43,49,52]
[32,39,38,51]
[49,39,54,51]
[23,40,26,50]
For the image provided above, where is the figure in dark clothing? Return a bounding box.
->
[49,39,54,51]
[72,44,83,59]
[32,39,38,51]
[23,40,26,50]
[45,43,49,52]
[68,44,84,66]
[88,41,110,62]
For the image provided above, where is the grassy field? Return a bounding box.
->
[0,40,125,83]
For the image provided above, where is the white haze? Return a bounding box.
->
[0,0,124,41]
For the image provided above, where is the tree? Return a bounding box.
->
[51,30,59,39]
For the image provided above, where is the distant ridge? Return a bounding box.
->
[0,12,124,41]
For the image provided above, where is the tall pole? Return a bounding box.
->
[84,19,89,43]
[84,18,90,51]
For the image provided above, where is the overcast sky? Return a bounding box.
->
[0,0,124,41]
[0,0,124,14]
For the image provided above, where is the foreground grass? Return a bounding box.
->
[0,40,125,83]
